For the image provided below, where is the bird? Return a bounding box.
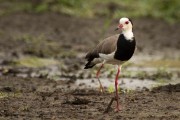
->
[84,17,136,111]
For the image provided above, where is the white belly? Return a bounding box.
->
[97,52,126,65]
[106,59,125,65]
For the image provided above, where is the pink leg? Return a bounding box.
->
[96,64,104,92]
[115,66,121,111]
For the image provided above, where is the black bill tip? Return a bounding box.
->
[115,27,119,31]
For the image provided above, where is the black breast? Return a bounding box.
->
[114,34,136,61]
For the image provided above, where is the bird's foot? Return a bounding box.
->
[114,105,121,112]
[99,85,104,93]
[114,96,122,112]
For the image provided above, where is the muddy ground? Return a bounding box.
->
[0,76,179,120]
[0,12,180,119]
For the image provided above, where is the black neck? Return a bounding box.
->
[114,34,136,61]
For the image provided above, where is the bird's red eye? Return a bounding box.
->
[125,21,129,24]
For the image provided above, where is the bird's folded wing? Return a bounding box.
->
[85,34,119,60]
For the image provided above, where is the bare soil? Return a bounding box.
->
[0,76,179,120]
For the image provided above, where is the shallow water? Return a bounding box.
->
[58,77,180,91]
[75,78,160,90]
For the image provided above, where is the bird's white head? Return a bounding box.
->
[115,17,134,39]
[116,17,133,32]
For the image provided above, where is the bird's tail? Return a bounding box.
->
[84,61,96,69]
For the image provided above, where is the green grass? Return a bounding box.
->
[0,92,21,99]
[135,59,180,68]
[0,0,179,23]
[14,56,59,68]
[107,84,133,94]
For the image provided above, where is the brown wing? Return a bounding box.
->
[85,34,119,60]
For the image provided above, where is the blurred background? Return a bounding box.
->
[0,0,179,90]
